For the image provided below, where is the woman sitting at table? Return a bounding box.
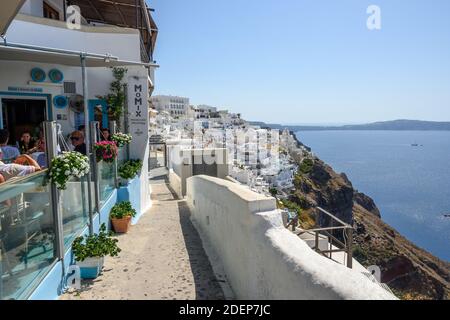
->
[18,131,36,154]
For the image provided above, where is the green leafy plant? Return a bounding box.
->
[97,67,127,123]
[49,151,90,190]
[269,187,278,197]
[118,159,143,180]
[111,132,132,147]
[299,158,314,174]
[353,245,369,264]
[280,199,316,229]
[110,201,137,219]
[72,224,121,262]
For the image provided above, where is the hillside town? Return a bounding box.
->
[2,0,447,303]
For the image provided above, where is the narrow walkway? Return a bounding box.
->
[62,168,226,300]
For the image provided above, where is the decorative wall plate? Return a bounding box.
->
[53,95,68,109]
[31,68,46,82]
[49,69,64,83]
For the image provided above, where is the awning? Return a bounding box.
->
[67,0,158,62]
[0,0,26,36]
[0,43,157,68]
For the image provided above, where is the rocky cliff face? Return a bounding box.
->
[289,154,450,300]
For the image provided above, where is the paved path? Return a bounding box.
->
[62,169,226,300]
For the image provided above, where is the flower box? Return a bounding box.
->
[77,257,104,279]
[111,133,132,147]
[94,141,118,163]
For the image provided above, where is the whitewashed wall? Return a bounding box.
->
[7,14,141,61]
[186,175,397,300]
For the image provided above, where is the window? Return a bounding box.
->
[43,2,60,20]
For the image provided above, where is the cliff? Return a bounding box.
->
[287,152,450,300]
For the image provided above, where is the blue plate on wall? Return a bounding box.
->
[49,69,64,83]
[31,68,46,82]
[53,95,68,109]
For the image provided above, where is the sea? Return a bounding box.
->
[295,130,450,262]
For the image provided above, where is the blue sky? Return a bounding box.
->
[149,0,450,124]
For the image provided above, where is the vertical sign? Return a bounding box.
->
[127,75,149,158]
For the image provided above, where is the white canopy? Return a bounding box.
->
[0,43,155,68]
[0,0,25,36]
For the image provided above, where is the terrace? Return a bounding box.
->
[0,120,135,300]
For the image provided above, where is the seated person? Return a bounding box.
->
[18,131,36,154]
[30,138,47,168]
[70,130,87,155]
[0,129,20,162]
[0,154,41,181]
[101,128,111,141]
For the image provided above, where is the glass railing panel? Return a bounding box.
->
[59,175,90,251]
[0,170,56,300]
[98,161,115,207]
[117,146,128,169]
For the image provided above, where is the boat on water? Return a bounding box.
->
[411,143,423,147]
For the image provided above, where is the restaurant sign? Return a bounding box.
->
[127,76,149,158]
[8,86,43,93]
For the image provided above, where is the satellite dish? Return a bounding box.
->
[68,94,84,113]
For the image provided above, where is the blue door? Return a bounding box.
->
[88,99,109,129]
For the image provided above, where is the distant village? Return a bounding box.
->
[149,94,311,198]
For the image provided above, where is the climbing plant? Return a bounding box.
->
[98,67,128,124]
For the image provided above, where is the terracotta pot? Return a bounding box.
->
[111,216,132,233]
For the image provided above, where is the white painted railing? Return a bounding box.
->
[186,175,397,300]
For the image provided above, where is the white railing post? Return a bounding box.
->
[110,121,119,188]
[90,121,100,214]
[44,121,64,259]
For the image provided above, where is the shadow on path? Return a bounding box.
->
[177,200,226,300]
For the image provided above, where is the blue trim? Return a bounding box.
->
[0,92,53,128]
[27,180,145,300]
[117,176,142,225]
[88,99,109,129]
[99,189,118,230]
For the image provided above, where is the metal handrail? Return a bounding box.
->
[316,207,352,228]
[288,206,354,268]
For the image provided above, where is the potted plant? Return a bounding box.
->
[49,151,90,190]
[94,141,118,163]
[110,201,137,233]
[118,159,143,186]
[111,132,132,147]
[72,224,121,279]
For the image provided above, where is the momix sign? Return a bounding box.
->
[127,76,149,159]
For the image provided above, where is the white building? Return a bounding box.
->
[151,95,190,118]
[192,104,218,119]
